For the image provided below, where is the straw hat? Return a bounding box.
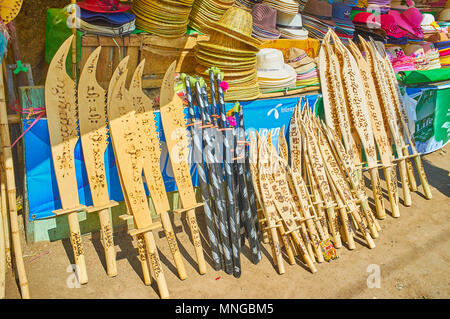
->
[0,0,23,24]
[188,0,235,33]
[203,6,262,50]
[284,48,314,68]
[439,8,450,22]
[132,0,195,37]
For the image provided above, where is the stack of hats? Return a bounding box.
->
[256,48,297,93]
[284,47,319,88]
[263,0,299,15]
[389,8,424,42]
[77,0,135,36]
[196,6,262,100]
[423,42,442,70]
[380,13,408,45]
[331,2,355,43]
[188,0,236,33]
[352,12,387,43]
[301,0,336,40]
[276,11,309,39]
[132,0,195,37]
[251,4,281,39]
[434,39,450,67]
[404,44,430,70]
[385,46,416,72]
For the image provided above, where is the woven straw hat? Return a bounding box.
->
[203,6,262,50]
[132,0,194,37]
[0,0,23,24]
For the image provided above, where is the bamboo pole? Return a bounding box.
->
[71,0,77,80]
[1,163,11,267]
[0,62,30,299]
[0,184,5,298]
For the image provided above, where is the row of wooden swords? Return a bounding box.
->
[243,30,432,274]
[9,29,432,299]
[42,34,264,299]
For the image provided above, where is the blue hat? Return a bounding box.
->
[332,2,353,25]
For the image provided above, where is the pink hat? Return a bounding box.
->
[389,9,424,39]
[380,14,408,38]
[352,12,381,28]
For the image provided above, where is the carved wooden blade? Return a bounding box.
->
[78,46,110,206]
[289,102,302,172]
[277,125,289,162]
[107,56,129,106]
[319,31,337,132]
[322,40,358,166]
[347,40,393,167]
[159,61,195,207]
[361,38,405,152]
[129,59,170,213]
[107,71,152,229]
[45,35,80,208]
[331,33,378,167]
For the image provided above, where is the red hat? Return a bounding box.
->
[380,14,408,38]
[77,0,130,13]
[352,12,381,28]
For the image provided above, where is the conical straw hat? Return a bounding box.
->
[203,6,262,50]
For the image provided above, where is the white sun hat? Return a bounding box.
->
[420,13,440,31]
[276,12,309,39]
[257,48,297,80]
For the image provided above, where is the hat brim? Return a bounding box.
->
[287,55,314,68]
[203,21,262,50]
[257,64,297,80]
[78,1,130,13]
[253,22,281,36]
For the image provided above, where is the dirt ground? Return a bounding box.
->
[4,143,450,299]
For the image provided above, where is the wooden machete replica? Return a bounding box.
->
[45,35,88,284]
[159,61,206,275]
[329,31,386,220]
[128,59,187,280]
[347,39,400,219]
[78,46,118,277]
[374,41,432,200]
[360,37,412,208]
[107,68,169,299]
[106,57,155,286]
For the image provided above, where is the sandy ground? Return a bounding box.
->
[4,144,449,299]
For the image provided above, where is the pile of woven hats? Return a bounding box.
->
[263,0,298,15]
[188,0,236,33]
[251,4,281,39]
[132,0,195,37]
[301,0,336,40]
[195,6,262,100]
[284,47,319,88]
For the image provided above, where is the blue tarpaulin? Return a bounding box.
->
[24,96,321,221]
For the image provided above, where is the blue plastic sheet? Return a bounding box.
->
[25,96,320,221]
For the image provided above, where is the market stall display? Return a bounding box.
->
[2,0,449,300]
